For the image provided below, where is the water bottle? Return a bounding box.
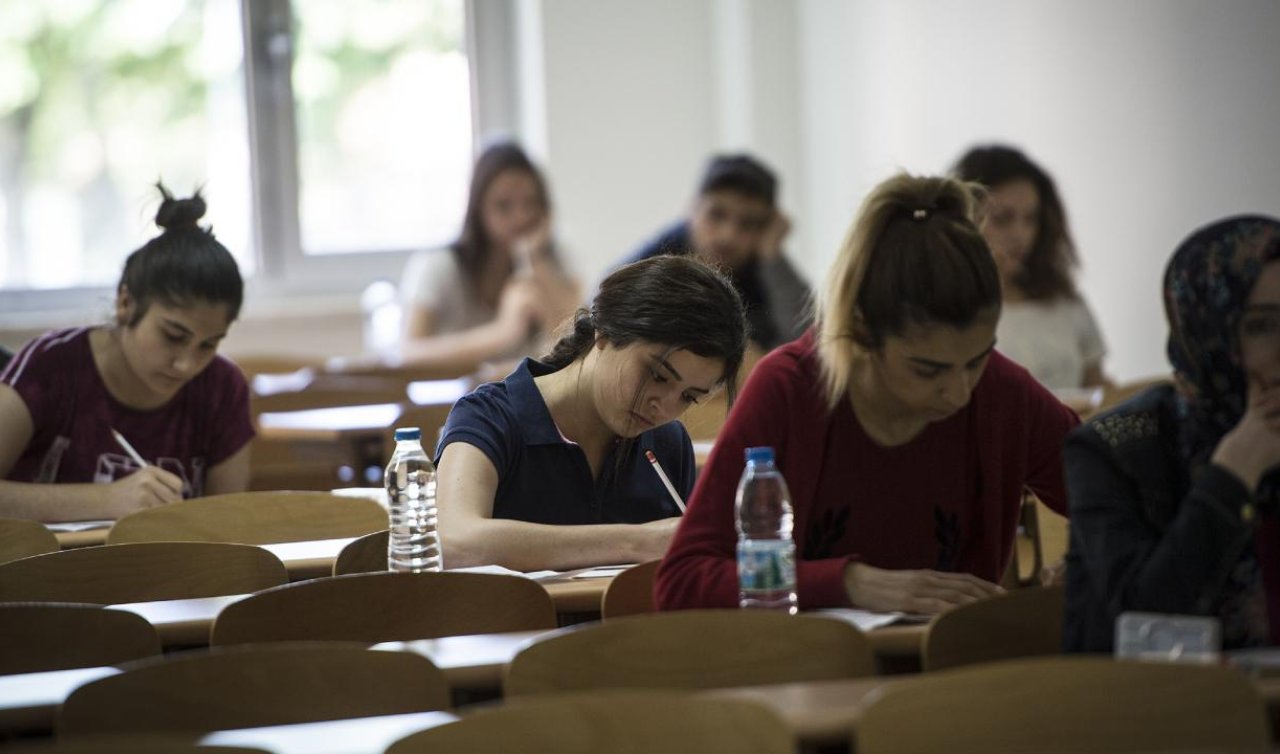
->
[385,427,443,572]
[735,446,797,613]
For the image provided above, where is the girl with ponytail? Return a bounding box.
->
[658,173,1079,614]
[433,255,747,571]
[1,185,253,521]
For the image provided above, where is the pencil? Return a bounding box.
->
[111,428,149,468]
[644,450,686,514]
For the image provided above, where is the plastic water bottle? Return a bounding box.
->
[735,446,797,613]
[385,427,443,572]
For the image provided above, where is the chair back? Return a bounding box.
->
[107,491,387,545]
[386,690,793,754]
[505,609,874,696]
[600,559,660,619]
[211,571,556,646]
[57,644,450,737]
[856,656,1269,754]
[922,584,1065,671]
[0,542,287,604]
[333,529,390,575]
[0,516,59,564]
[0,603,161,675]
[3,739,268,754]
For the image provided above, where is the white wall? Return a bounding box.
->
[531,0,1280,382]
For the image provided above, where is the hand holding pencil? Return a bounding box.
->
[104,428,184,514]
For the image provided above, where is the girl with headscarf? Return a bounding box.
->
[1063,215,1280,652]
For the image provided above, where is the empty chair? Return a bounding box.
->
[856,656,1269,754]
[106,491,387,545]
[211,571,556,646]
[386,690,792,754]
[922,584,1065,671]
[600,559,660,619]
[332,529,390,576]
[0,603,161,675]
[505,609,874,696]
[0,516,59,564]
[57,644,450,738]
[0,542,287,604]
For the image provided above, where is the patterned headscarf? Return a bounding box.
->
[1164,215,1280,470]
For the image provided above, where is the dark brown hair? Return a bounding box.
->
[953,144,1079,300]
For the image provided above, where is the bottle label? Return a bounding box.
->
[737,538,796,593]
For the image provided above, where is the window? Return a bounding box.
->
[1,0,483,307]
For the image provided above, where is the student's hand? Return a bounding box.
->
[757,209,792,263]
[102,466,184,517]
[1211,378,1280,491]
[512,219,553,274]
[843,562,1003,615]
[636,516,681,561]
[496,278,539,326]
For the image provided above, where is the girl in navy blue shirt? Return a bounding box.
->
[434,256,747,571]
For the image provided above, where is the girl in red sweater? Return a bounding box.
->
[656,173,1079,614]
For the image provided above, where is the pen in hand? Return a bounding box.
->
[645,450,687,514]
[111,428,148,468]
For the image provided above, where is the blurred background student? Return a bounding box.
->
[1065,215,1280,652]
[398,141,581,374]
[618,153,811,351]
[0,186,253,522]
[953,144,1109,392]
[433,256,747,572]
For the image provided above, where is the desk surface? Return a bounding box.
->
[201,710,459,754]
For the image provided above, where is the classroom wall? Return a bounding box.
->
[537,0,1280,382]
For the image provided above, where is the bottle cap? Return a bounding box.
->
[393,427,422,441]
[744,446,774,464]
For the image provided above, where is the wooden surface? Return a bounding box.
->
[0,517,59,563]
[0,604,161,675]
[505,610,875,696]
[107,492,388,546]
[922,584,1064,671]
[53,527,110,549]
[211,572,557,646]
[600,559,660,619]
[57,646,451,738]
[0,542,288,605]
[109,573,611,650]
[202,710,459,754]
[388,690,793,754]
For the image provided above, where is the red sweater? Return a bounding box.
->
[655,331,1078,610]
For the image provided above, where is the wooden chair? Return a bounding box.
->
[0,516,59,564]
[107,491,387,545]
[505,609,874,696]
[0,542,287,604]
[211,571,557,646]
[600,559,660,619]
[857,656,1269,754]
[921,584,1065,671]
[0,603,161,675]
[332,529,390,575]
[386,690,793,754]
[57,644,450,738]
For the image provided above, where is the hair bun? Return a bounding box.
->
[154,183,207,232]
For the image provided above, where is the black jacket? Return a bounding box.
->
[1063,384,1257,652]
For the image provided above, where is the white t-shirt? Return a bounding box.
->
[398,248,544,360]
[996,297,1107,390]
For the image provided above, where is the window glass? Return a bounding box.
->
[0,0,253,290]
[292,0,472,256]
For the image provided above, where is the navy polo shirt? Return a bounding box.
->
[435,358,695,525]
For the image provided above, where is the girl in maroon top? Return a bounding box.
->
[0,186,254,522]
[656,173,1079,614]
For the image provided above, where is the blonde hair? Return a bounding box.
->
[816,173,1000,409]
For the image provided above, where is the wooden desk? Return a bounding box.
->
[109,574,612,649]
[201,710,458,754]
[0,666,120,735]
[253,403,402,490]
[260,537,358,582]
[705,676,900,747]
[375,630,550,692]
